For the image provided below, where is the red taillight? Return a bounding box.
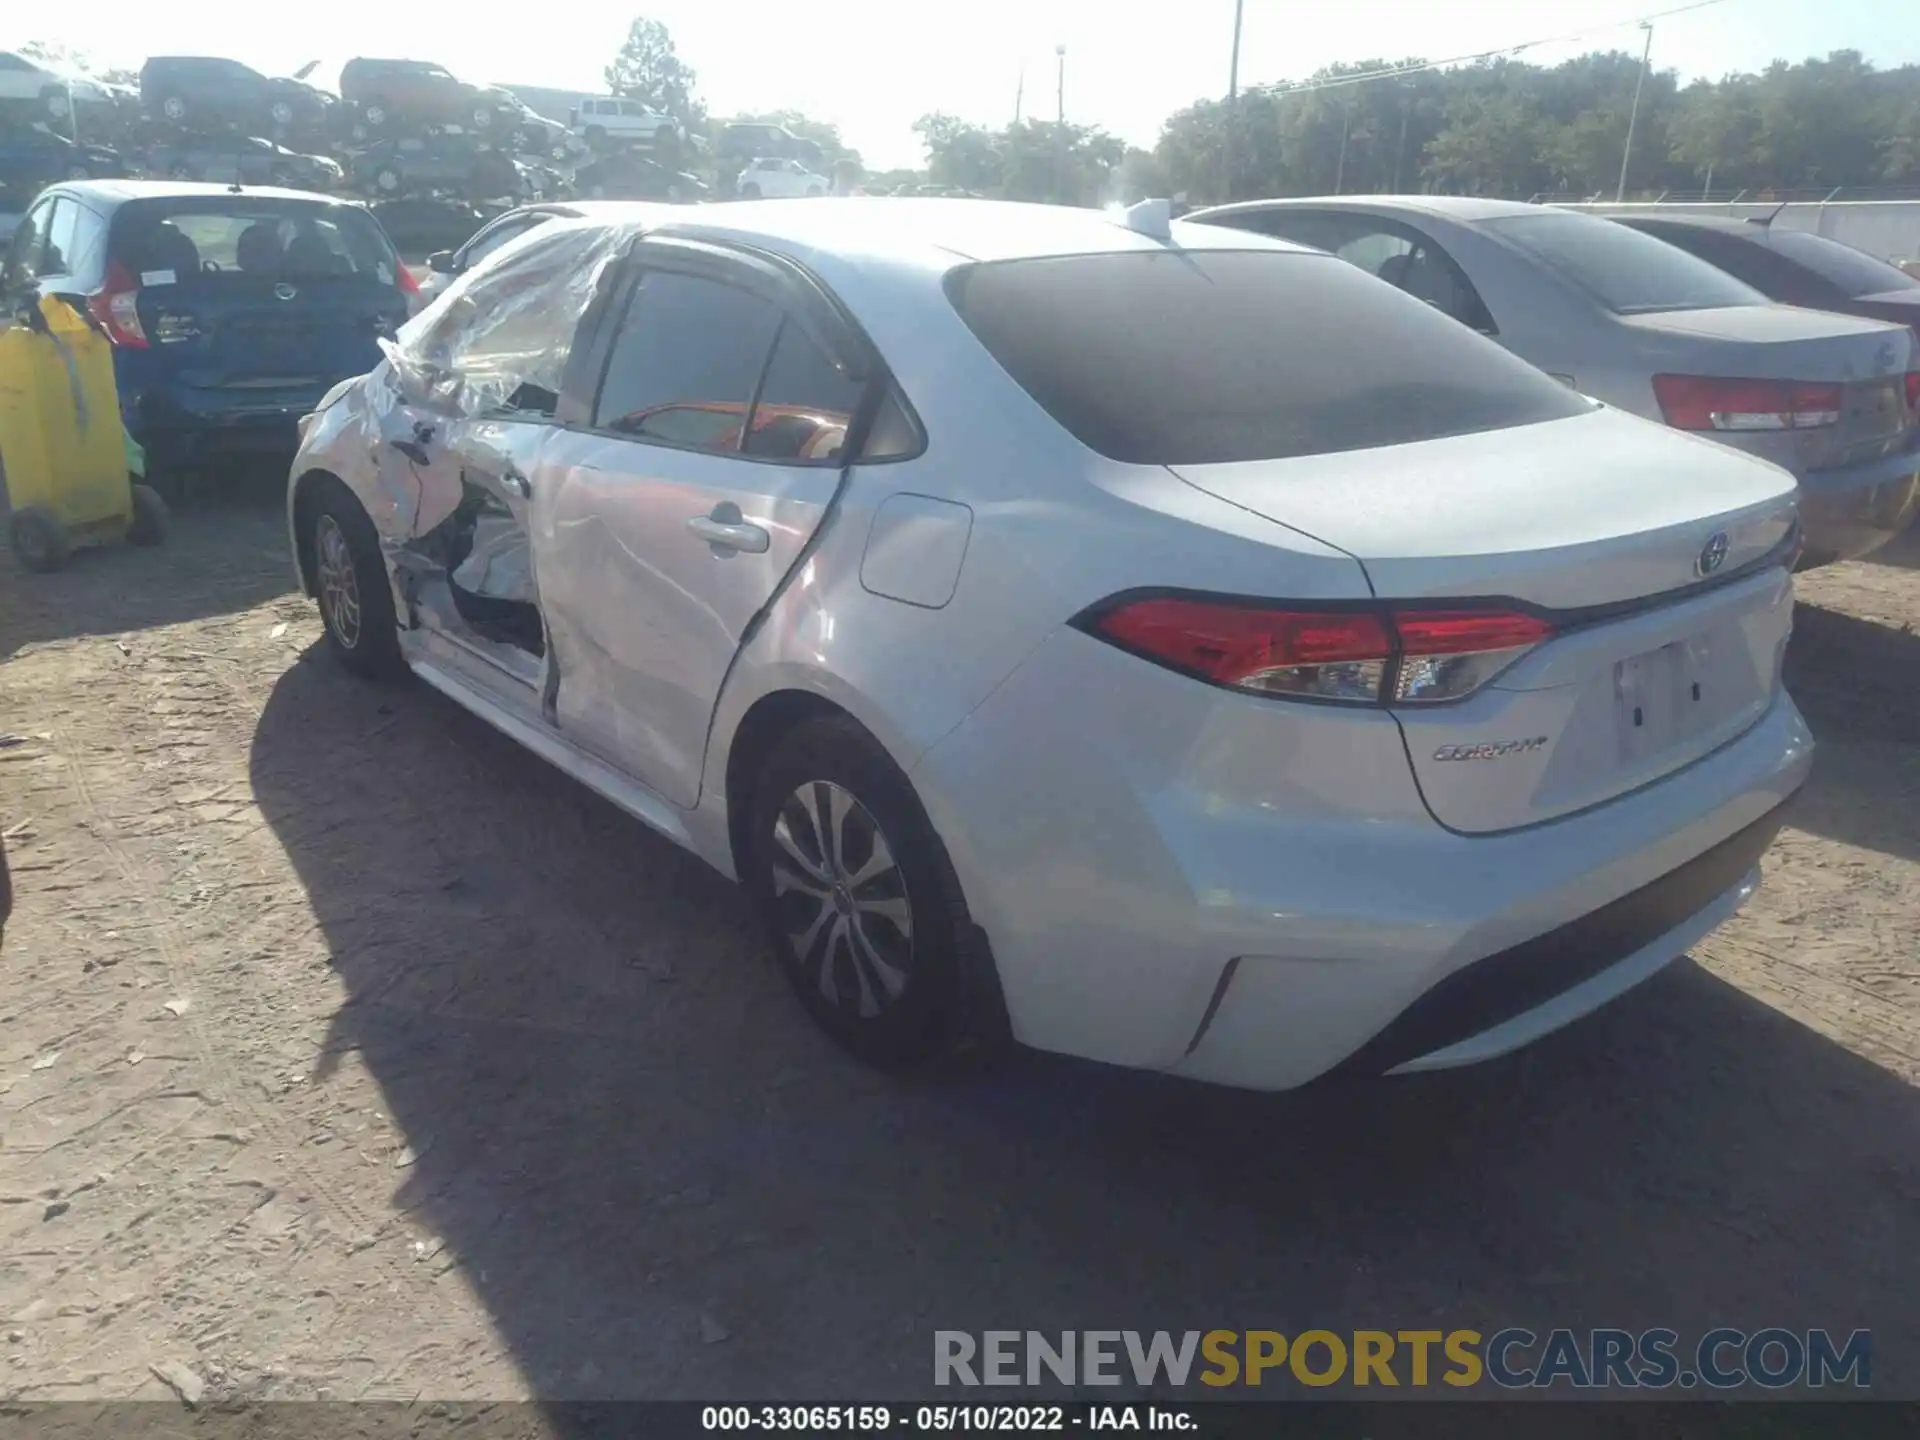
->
[86,261,148,348]
[396,263,420,296]
[1906,370,1920,410]
[1084,597,1554,706]
[1652,374,1840,432]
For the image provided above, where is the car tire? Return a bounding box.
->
[8,507,71,573]
[472,106,492,129]
[270,99,294,126]
[362,100,389,128]
[375,166,401,193]
[127,484,169,547]
[300,482,404,679]
[740,182,761,198]
[745,714,984,1071]
[160,94,185,122]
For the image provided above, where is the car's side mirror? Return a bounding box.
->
[426,249,454,274]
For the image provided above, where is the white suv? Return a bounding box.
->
[736,157,831,198]
[570,97,681,154]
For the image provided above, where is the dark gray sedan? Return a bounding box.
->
[1192,196,1920,566]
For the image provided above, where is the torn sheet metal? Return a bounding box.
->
[385,218,633,421]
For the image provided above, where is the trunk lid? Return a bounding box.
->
[1620,304,1916,470]
[1171,407,1799,833]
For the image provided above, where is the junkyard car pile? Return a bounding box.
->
[0,48,717,233]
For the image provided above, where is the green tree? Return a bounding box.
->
[605,17,703,129]
[912,113,1125,203]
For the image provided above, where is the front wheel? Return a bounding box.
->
[302,483,404,678]
[739,182,761,198]
[375,166,401,193]
[746,716,982,1069]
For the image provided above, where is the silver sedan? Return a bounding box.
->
[1190,197,1920,566]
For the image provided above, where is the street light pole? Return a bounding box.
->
[1054,44,1067,204]
[1616,21,1653,204]
[1223,0,1244,202]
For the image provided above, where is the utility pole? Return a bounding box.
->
[1616,21,1653,203]
[1014,60,1024,125]
[1054,44,1067,203]
[1393,86,1411,191]
[1223,0,1244,202]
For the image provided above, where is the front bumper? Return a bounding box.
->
[911,627,1813,1091]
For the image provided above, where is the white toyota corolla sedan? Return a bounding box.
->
[287,198,1812,1090]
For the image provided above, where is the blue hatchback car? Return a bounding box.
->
[1,180,414,491]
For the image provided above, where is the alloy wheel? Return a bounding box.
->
[314,514,362,650]
[769,780,914,1020]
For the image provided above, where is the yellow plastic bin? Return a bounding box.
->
[0,293,167,572]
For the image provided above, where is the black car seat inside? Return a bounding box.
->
[283,230,340,279]
[128,222,202,279]
[236,222,283,276]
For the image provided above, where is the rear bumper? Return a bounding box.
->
[1325,800,1788,1078]
[912,624,1814,1091]
[1794,444,1920,565]
[119,378,329,461]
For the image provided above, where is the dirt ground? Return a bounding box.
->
[0,493,1915,1406]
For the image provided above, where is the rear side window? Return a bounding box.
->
[110,201,397,282]
[1765,229,1918,299]
[744,320,864,461]
[946,249,1590,467]
[1484,211,1764,314]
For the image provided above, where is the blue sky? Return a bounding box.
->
[13,0,1917,168]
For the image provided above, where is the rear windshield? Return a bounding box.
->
[110,199,396,284]
[1483,211,1765,314]
[945,249,1591,467]
[1766,229,1919,299]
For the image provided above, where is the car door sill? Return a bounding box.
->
[407,652,697,853]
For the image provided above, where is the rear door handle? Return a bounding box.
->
[687,511,770,554]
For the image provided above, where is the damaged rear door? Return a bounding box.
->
[533,239,873,808]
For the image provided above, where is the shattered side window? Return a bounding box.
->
[390,219,630,417]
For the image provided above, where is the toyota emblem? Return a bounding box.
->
[273,282,297,301]
[1697,530,1730,576]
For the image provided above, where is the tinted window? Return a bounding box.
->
[1484,211,1763,313]
[1766,230,1919,299]
[461,215,540,269]
[37,199,77,277]
[2,204,47,286]
[593,271,781,448]
[744,320,864,461]
[947,249,1591,467]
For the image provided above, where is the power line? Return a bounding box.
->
[1246,0,1737,100]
